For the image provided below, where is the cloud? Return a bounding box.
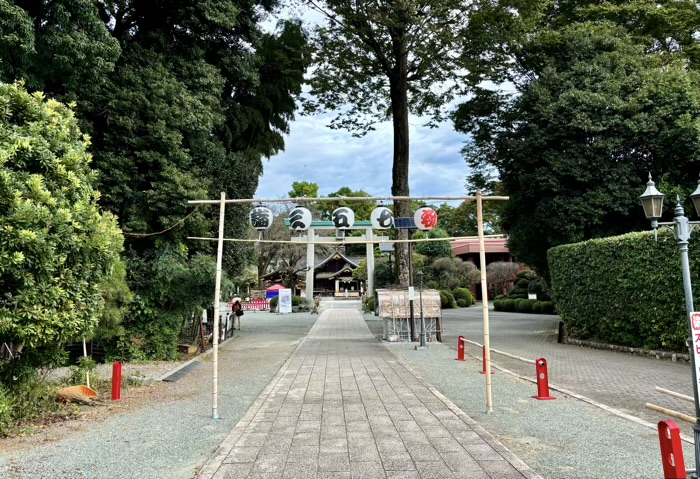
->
[256,113,471,205]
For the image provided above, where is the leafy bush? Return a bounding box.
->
[367,297,376,311]
[486,262,520,297]
[456,299,467,307]
[502,299,516,312]
[429,258,480,290]
[516,299,537,313]
[440,290,456,308]
[549,230,694,350]
[540,301,556,314]
[516,279,530,288]
[413,228,453,259]
[494,294,507,300]
[292,296,304,306]
[427,280,440,290]
[0,83,123,382]
[270,296,279,310]
[453,288,474,305]
[493,300,503,311]
[532,302,542,314]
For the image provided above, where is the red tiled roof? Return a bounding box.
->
[450,238,509,256]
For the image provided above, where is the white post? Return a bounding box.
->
[477,190,493,413]
[306,228,315,304]
[366,228,375,298]
[211,191,226,419]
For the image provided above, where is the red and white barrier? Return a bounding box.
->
[658,420,686,479]
[233,299,269,311]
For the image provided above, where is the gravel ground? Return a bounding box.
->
[364,315,693,479]
[0,312,318,479]
[47,360,190,383]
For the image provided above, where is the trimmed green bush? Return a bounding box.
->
[494,294,507,301]
[540,301,556,314]
[427,280,440,290]
[440,290,456,308]
[516,299,537,313]
[270,296,279,310]
[503,299,516,312]
[292,295,304,306]
[453,288,475,305]
[549,230,695,351]
[457,299,468,307]
[516,279,530,288]
[493,300,503,311]
[532,302,542,314]
[367,297,376,311]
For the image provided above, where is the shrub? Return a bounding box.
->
[456,299,467,307]
[440,290,456,308]
[292,296,304,306]
[429,258,480,290]
[494,294,507,301]
[539,301,556,314]
[516,279,530,288]
[502,299,516,312]
[367,297,376,311]
[531,302,542,314]
[427,280,440,290]
[516,299,537,313]
[549,230,694,350]
[453,288,474,305]
[493,300,503,311]
[270,296,279,310]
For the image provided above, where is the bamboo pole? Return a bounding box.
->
[82,337,90,389]
[646,403,695,424]
[656,386,695,403]
[187,234,506,245]
[188,195,510,205]
[477,191,493,413]
[211,192,226,420]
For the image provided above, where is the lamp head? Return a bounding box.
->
[639,173,664,221]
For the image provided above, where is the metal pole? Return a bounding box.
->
[211,192,226,420]
[305,228,315,304]
[477,190,493,413]
[673,202,700,477]
[419,273,427,348]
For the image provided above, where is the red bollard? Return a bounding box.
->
[658,420,686,479]
[480,346,494,374]
[111,361,122,401]
[456,336,466,361]
[533,358,556,400]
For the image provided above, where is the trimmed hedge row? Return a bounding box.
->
[493,299,556,314]
[548,230,697,352]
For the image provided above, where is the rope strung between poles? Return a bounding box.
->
[188,195,509,205]
[123,204,202,237]
[187,234,506,245]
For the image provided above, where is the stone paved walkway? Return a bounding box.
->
[198,309,541,479]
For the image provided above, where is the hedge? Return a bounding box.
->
[548,230,696,351]
[456,299,467,307]
[367,297,376,311]
[453,288,475,305]
[440,290,456,308]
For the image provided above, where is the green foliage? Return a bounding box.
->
[502,299,516,312]
[413,228,453,260]
[549,230,695,350]
[453,288,475,305]
[493,300,503,311]
[0,83,122,384]
[366,296,376,312]
[292,296,304,307]
[440,290,456,309]
[289,181,319,199]
[427,280,440,290]
[516,299,537,313]
[456,299,467,308]
[457,15,700,276]
[318,187,374,221]
[373,258,394,288]
[269,296,279,310]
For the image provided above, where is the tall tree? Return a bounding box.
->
[304,0,471,285]
[456,20,700,274]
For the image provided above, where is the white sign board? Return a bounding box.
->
[279,289,293,314]
[528,293,537,300]
[408,287,415,301]
[691,312,700,391]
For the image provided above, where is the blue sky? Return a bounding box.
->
[255,112,471,203]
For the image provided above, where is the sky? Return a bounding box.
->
[254,112,471,203]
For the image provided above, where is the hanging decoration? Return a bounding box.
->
[414,207,438,231]
[288,206,312,231]
[370,207,394,229]
[332,207,355,229]
[249,206,273,230]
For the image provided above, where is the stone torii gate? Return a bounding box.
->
[289,220,377,303]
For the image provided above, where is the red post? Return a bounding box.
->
[658,420,686,479]
[111,361,122,401]
[533,358,556,400]
[456,336,466,361]
[480,346,494,374]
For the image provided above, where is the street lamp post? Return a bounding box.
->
[417,271,427,348]
[641,174,700,477]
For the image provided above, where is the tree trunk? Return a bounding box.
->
[390,42,411,287]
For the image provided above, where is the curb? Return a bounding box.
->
[156,334,238,382]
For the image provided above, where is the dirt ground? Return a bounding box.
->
[0,359,188,455]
